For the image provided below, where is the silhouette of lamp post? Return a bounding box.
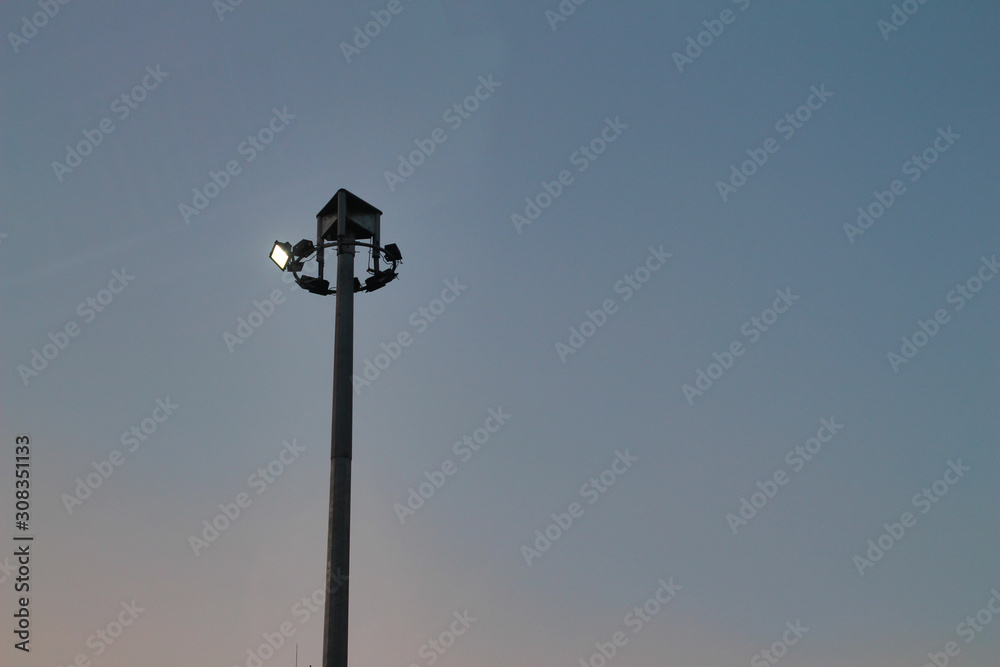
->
[270,189,401,667]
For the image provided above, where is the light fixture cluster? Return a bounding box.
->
[270,189,401,296]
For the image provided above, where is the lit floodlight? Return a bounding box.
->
[383,243,402,262]
[270,241,292,270]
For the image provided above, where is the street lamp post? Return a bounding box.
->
[271,189,401,667]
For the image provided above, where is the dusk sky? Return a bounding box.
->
[1,1,998,666]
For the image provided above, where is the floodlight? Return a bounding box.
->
[299,276,331,295]
[270,241,292,270]
[364,269,397,292]
[383,243,402,262]
[293,239,315,257]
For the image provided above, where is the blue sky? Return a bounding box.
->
[1,1,997,666]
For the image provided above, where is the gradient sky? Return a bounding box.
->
[1,1,998,666]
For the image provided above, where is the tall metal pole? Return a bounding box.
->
[322,192,355,667]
